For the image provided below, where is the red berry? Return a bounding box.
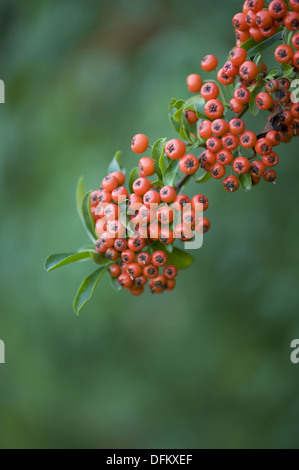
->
[143,190,160,207]
[160,186,176,203]
[109,171,125,186]
[198,120,213,139]
[137,252,151,266]
[204,99,224,119]
[211,119,229,137]
[118,273,133,289]
[109,264,121,278]
[234,87,251,104]
[201,54,218,71]
[268,0,288,19]
[132,177,151,195]
[111,186,128,203]
[165,139,186,160]
[131,134,149,154]
[191,194,209,212]
[230,47,247,65]
[102,175,119,192]
[284,11,299,31]
[262,152,279,167]
[187,74,203,93]
[221,133,239,151]
[216,149,234,165]
[255,138,272,155]
[250,160,266,177]
[201,82,219,100]
[139,157,155,177]
[223,175,240,192]
[152,251,168,267]
[114,238,128,252]
[179,154,200,175]
[274,45,294,63]
[239,61,259,81]
[263,169,277,183]
[143,264,159,278]
[194,217,211,234]
[233,156,251,175]
[163,265,178,280]
[210,162,226,179]
[229,118,246,135]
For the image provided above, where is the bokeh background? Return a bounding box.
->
[0,0,299,449]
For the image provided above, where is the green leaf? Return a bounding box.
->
[45,251,91,272]
[73,265,109,314]
[163,247,194,270]
[285,29,294,48]
[89,251,110,265]
[253,53,262,68]
[281,64,295,78]
[239,173,252,192]
[185,94,206,116]
[82,191,97,242]
[108,150,125,174]
[173,107,184,122]
[249,84,264,116]
[169,98,185,111]
[169,114,181,133]
[184,103,206,121]
[110,276,122,291]
[129,167,139,193]
[181,110,198,144]
[164,243,174,253]
[163,160,180,186]
[152,138,167,179]
[195,171,212,183]
[266,68,279,80]
[76,177,86,221]
[242,30,283,57]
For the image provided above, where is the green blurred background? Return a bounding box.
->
[0,0,299,449]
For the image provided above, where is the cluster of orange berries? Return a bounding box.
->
[90,157,210,295]
[182,4,299,191]
[232,0,299,55]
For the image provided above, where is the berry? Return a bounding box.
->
[114,238,128,252]
[233,12,249,31]
[201,54,218,71]
[111,186,128,203]
[216,149,234,165]
[160,186,176,203]
[132,177,151,195]
[107,220,126,238]
[274,45,294,63]
[179,154,200,175]
[184,110,198,124]
[206,136,222,153]
[233,156,251,175]
[143,264,159,278]
[98,189,112,204]
[118,273,133,289]
[109,171,126,186]
[152,251,168,267]
[223,61,239,77]
[265,79,278,93]
[195,217,211,234]
[165,279,176,292]
[139,157,155,177]
[187,74,203,93]
[234,87,251,104]
[201,82,219,100]
[191,194,209,212]
[263,169,277,183]
[268,0,288,19]
[174,223,194,241]
[137,252,151,266]
[157,206,174,224]
[210,163,226,179]
[126,263,143,279]
[223,175,240,192]
[105,247,119,261]
[121,249,136,264]
[131,134,149,154]
[91,190,101,206]
[163,265,178,280]
[284,11,299,31]
[143,190,160,207]
[204,99,224,119]
[256,92,273,110]
[266,130,281,147]
[200,150,216,166]
[230,47,247,65]
[102,175,119,192]
[230,98,244,114]
[255,138,272,155]
[221,133,239,151]
[109,264,121,278]
[165,139,186,160]
[262,152,279,167]
[239,61,259,81]
[292,32,299,50]
[198,120,213,139]
[217,68,236,85]
[211,119,229,137]
[229,118,245,135]
[128,193,143,211]
[127,235,146,252]
[250,160,266,177]
[159,228,175,245]
[256,10,273,28]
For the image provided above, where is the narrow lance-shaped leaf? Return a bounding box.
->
[163,160,180,186]
[82,191,97,242]
[108,150,125,174]
[249,84,264,116]
[76,176,86,221]
[44,251,91,272]
[241,30,283,57]
[73,265,109,315]
[152,138,167,179]
[129,167,139,193]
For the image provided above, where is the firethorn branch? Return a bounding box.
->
[46,0,299,313]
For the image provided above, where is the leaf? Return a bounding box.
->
[181,110,198,144]
[266,68,279,80]
[249,84,264,116]
[169,98,185,112]
[89,250,110,265]
[253,53,262,67]
[285,29,294,48]
[163,247,194,269]
[152,137,167,179]
[110,276,121,291]
[73,265,109,314]
[239,173,252,192]
[129,167,139,193]
[195,171,212,183]
[185,94,206,116]
[108,150,125,174]
[184,103,206,121]
[242,30,283,57]
[76,176,86,221]
[173,107,184,122]
[281,64,295,78]
[82,191,97,242]
[169,114,181,133]
[44,251,91,272]
[164,243,174,253]
[163,160,180,186]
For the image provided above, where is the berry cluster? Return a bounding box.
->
[90,161,210,295]
[46,0,299,313]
